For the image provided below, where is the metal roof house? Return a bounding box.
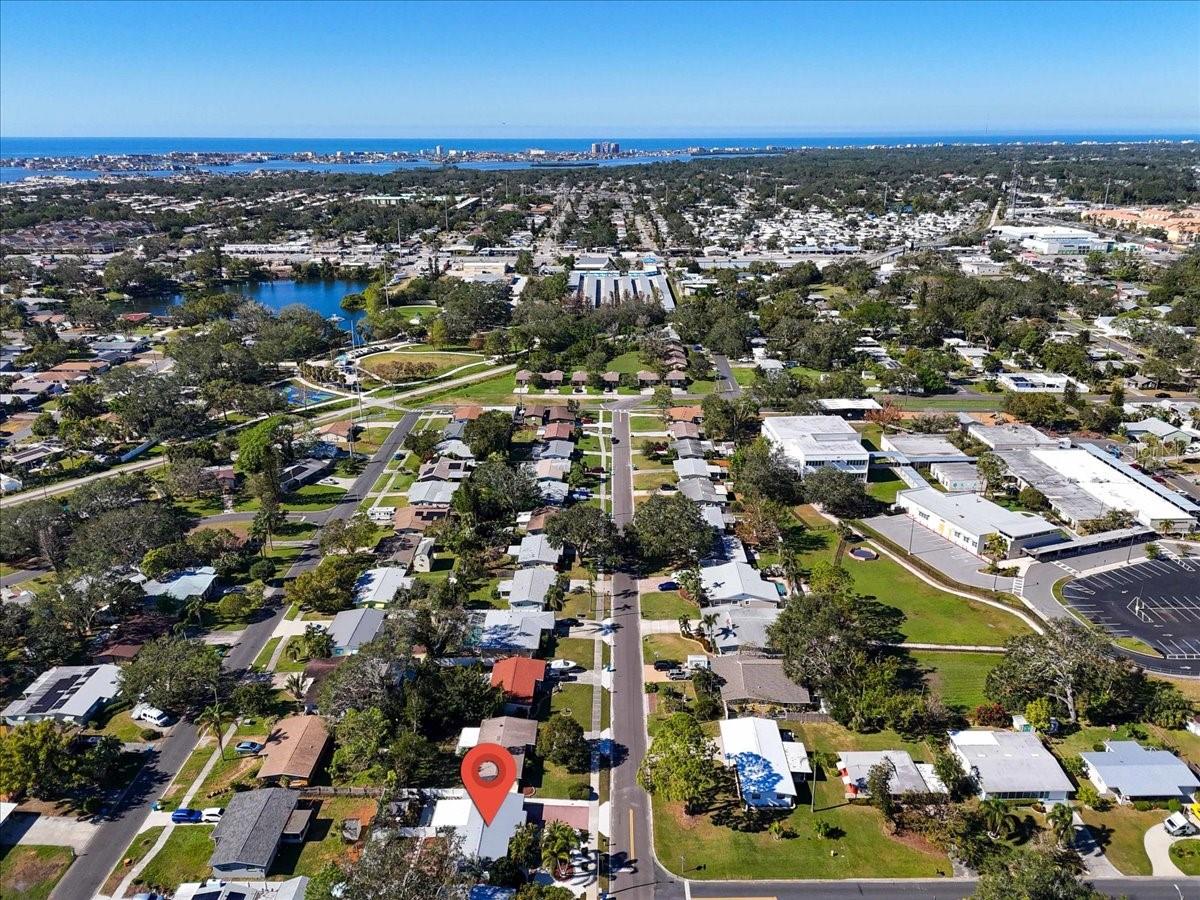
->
[328,608,386,655]
[949,730,1073,803]
[719,717,798,808]
[142,566,220,602]
[1081,740,1200,803]
[837,750,937,799]
[2,664,121,726]
[467,609,555,657]
[210,788,302,879]
[700,561,781,605]
[499,566,559,609]
[353,567,413,608]
[512,534,562,568]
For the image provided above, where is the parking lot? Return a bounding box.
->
[1061,557,1200,659]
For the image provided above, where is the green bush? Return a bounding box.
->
[140,728,162,741]
[1168,798,1182,812]
[1134,800,1152,811]
[568,783,592,800]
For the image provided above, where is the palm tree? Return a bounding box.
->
[182,594,207,630]
[677,615,692,636]
[780,553,804,597]
[540,821,581,879]
[197,703,233,760]
[700,613,719,645]
[979,797,1019,840]
[1048,802,1075,848]
[285,674,307,710]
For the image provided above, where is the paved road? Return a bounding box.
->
[0,455,168,510]
[51,413,420,900]
[0,566,50,588]
[605,400,663,900]
[710,355,742,397]
[686,877,1198,899]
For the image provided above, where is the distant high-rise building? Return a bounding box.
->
[434,144,444,157]
[591,141,620,156]
[590,142,602,155]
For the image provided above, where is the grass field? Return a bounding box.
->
[643,633,706,667]
[549,682,598,730]
[282,484,348,511]
[362,350,483,380]
[1077,805,1165,875]
[135,825,215,890]
[549,636,599,671]
[416,371,518,405]
[910,650,1001,711]
[865,468,905,504]
[796,524,1029,646]
[0,845,74,900]
[269,797,378,877]
[1169,839,1200,875]
[103,826,164,895]
[640,590,697,620]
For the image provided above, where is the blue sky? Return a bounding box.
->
[2,0,1197,137]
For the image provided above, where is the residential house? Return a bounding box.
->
[669,421,701,440]
[468,609,555,657]
[700,561,779,606]
[174,878,309,900]
[142,566,220,603]
[665,370,689,389]
[673,458,713,481]
[537,440,574,460]
[542,422,575,441]
[636,370,660,389]
[515,370,533,389]
[1080,741,1200,803]
[210,788,304,879]
[706,604,781,655]
[427,791,527,859]
[540,370,565,389]
[393,504,451,534]
[545,405,574,424]
[718,717,799,808]
[328,608,386,656]
[512,534,562,568]
[417,457,473,481]
[353,567,412,608]
[315,419,359,447]
[601,371,621,392]
[2,664,122,726]
[837,750,938,799]
[571,371,589,391]
[280,458,333,492]
[668,405,704,424]
[678,478,725,505]
[458,715,539,787]
[257,715,331,787]
[500,566,559,609]
[710,656,814,714]
[490,657,548,710]
[948,730,1073,803]
[408,479,458,505]
[453,405,485,422]
[673,438,706,459]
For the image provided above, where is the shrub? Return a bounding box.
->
[1076,783,1102,809]
[1168,798,1182,812]
[973,703,1011,728]
[249,559,277,582]
[1133,800,1152,811]
[568,783,592,800]
[140,728,162,741]
[812,819,836,839]
[1061,756,1085,778]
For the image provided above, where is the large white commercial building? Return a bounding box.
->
[761,415,869,480]
[895,488,1064,558]
[1000,445,1198,533]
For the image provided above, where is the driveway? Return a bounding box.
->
[1143,820,1186,876]
[0,812,101,851]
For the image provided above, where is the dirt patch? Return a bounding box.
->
[888,827,942,854]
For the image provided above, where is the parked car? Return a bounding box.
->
[1164,812,1197,837]
[171,808,203,824]
[657,581,678,591]
[235,740,264,755]
[201,807,224,823]
[666,669,691,681]
[652,660,677,672]
[131,703,172,727]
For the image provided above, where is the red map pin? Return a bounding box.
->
[461,742,517,825]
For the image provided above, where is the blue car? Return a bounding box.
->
[657,581,678,591]
[171,808,202,824]
[235,740,263,755]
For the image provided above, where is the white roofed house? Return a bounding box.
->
[2,664,122,726]
[353,567,412,608]
[142,565,220,602]
[499,566,559,609]
[836,750,940,799]
[719,717,798,808]
[510,533,562,568]
[948,730,1073,804]
[1080,741,1200,804]
[328,607,386,655]
[408,479,459,506]
[700,561,782,605]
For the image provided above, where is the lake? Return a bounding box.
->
[132,278,372,330]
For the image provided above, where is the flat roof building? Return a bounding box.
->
[966,422,1059,451]
[949,730,1073,803]
[761,415,869,480]
[1081,740,1200,803]
[896,488,1063,558]
[881,433,972,465]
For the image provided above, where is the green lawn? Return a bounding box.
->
[910,650,1001,711]
[192,747,265,807]
[274,637,309,672]
[252,636,282,671]
[103,826,164,895]
[653,768,951,880]
[90,701,155,743]
[640,590,697,620]
[549,636,599,671]
[798,525,1029,646]
[1169,839,1200,875]
[525,751,591,800]
[0,845,74,900]
[549,683,597,730]
[134,825,215,891]
[362,350,483,379]
[415,371,518,405]
[865,468,905,504]
[643,633,706,667]
[269,797,379,877]
[161,742,215,807]
[1077,805,1165,875]
[282,484,348,511]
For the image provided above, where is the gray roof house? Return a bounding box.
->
[467,609,555,656]
[328,608,386,656]
[500,566,559,609]
[710,656,813,709]
[538,440,575,460]
[837,750,937,799]
[3,664,122,726]
[673,438,706,459]
[142,566,220,602]
[512,534,561,568]
[673,458,713,480]
[949,730,1073,803]
[408,479,458,505]
[707,604,781,655]
[679,478,725,505]
[210,787,301,878]
[700,561,780,605]
[1081,740,1200,802]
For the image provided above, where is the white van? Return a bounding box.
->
[1164,812,1197,837]
[131,703,172,728]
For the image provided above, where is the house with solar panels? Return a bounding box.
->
[2,664,122,726]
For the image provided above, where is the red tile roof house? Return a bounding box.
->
[490,657,547,713]
[316,419,359,445]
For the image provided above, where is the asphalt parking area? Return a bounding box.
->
[1061,558,1200,659]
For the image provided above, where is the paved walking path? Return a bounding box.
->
[112,724,236,899]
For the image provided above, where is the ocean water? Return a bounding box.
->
[3,133,1196,158]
